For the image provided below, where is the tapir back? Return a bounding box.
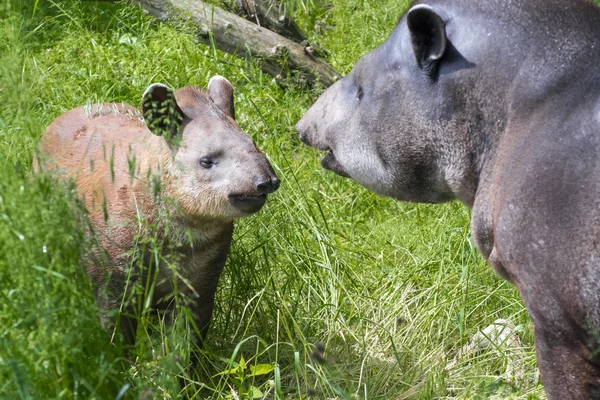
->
[38,104,169,229]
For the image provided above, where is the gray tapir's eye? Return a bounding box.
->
[199,157,214,169]
[357,86,364,101]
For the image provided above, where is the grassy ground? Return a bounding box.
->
[0,0,555,398]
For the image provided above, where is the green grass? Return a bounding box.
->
[0,0,555,398]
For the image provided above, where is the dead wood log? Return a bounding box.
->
[127,0,340,87]
[235,0,306,43]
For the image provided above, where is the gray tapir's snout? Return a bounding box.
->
[296,121,310,146]
[295,83,337,152]
[296,119,325,150]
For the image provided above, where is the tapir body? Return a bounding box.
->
[296,0,600,398]
[37,77,279,351]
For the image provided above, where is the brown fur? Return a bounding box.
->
[36,80,279,353]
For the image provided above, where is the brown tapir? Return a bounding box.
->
[36,76,279,355]
[296,0,600,398]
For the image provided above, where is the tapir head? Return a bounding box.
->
[142,76,280,220]
[297,4,479,205]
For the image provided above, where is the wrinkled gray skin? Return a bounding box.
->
[296,0,600,398]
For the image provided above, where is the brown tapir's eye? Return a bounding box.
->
[357,86,364,101]
[199,158,214,168]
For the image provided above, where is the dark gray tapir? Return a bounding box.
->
[296,0,600,398]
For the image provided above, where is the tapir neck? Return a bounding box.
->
[174,214,234,248]
[438,78,511,209]
[152,192,234,249]
[147,152,234,247]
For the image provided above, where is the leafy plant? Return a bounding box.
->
[215,356,276,399]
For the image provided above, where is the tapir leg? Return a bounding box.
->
[186,264,224,365]
[92,266,140,351]
[189,299,216,360]
[525,298,600,399]
[534,328,600,399]
[117,311,139,348]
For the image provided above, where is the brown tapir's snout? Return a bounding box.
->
[228,154,280,214]
[255,165,280,194]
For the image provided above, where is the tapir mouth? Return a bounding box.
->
[228,193,268,214]
[321,150,350,178]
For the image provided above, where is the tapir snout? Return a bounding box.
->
[228,155,280,214]
[254,163,280,194]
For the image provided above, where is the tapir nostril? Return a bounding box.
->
[271,176,281,192]
[256,176,280,194]
[296,123,308,144]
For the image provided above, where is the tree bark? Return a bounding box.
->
[128,0,340,87]
[235,0,306,43]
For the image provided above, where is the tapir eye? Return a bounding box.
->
[357,86,364,101]
[199,157,214,169]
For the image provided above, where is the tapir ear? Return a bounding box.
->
[406,5,447,76]
[141,83,185,139]
[208,75,235,119]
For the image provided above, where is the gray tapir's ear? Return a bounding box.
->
[142,83,185,139]
[208,76,235,119]
[406,5,447,77]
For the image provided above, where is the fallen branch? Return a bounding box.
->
[235,0,306,43]
[128,0,340,86]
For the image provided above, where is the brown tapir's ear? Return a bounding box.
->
[208,76,235,119]
[142,83,185,140]
[407,5,447,77]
